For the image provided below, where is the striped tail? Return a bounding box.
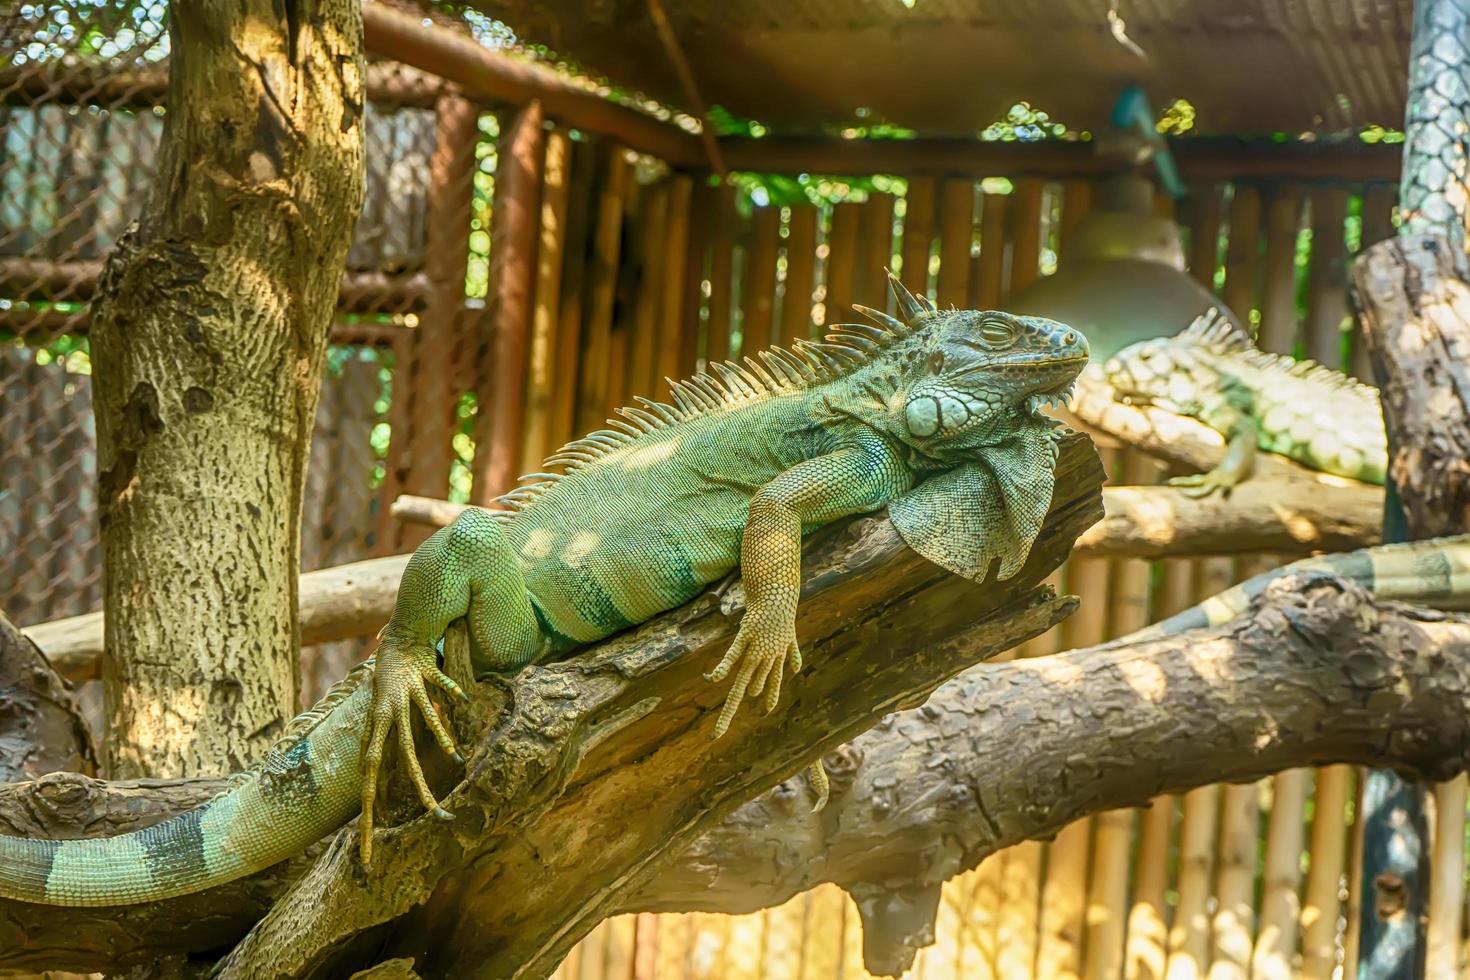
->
[1126,535,1470,642]
[0,662,374,906]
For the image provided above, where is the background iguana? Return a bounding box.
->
[1122,534,1470,641]
[1102,308,1387,495]
[0,275,1089,906]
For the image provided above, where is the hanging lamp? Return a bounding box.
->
[1008,88,1243,361]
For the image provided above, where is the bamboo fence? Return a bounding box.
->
[2,7,1468,978]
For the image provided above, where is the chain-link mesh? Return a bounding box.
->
[0,6,482,709]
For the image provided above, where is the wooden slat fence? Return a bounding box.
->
[2,14,1467,977]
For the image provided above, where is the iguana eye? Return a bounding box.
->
[927,350,945,375]
[977,317,1016,347]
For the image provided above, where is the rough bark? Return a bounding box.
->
[87,1,365,778]
[1352,230,1470,978]
[0,435,1103,977]
[10,571,1470,977]
[1354,233,1470,538]
[0,611,93,782]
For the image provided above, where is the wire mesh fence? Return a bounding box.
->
[4,4,1466,979]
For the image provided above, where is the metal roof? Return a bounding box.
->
[472,0,1412,137]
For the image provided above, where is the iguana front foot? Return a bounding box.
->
[359,636,468,865]
[1168,467,1239,498]
[706,611,801,739]
[807,761,829,811]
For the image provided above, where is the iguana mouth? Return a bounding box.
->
[1024,380,1077,422]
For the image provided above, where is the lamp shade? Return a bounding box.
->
[1008,175,1242,361]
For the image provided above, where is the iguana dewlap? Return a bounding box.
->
[0,275,1087,905]
[1103,308,1387,495]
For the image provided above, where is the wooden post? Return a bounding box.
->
[856,192,895,310]
[546,139,597,455]
[705,185,738,365]
[741,205,780,355]
[973,191,1008,309]
[935,178,975,309]
[1186,184,1224,288]
[1426,774,1467,978]
[1305,188,1349,368]
[517,128,571,476]
[1221,184,1262,320]
[655,175,692,387]
[1007,178,1044,299]
[824,202,860,326]
[472,99,544,505]
[679,180,712,375]
[574,144,629,436]
[1059,180,1094,256]
[1300,766,1353,979]
[627,182,670,400]
[780,205,819,345]
[386,90,479,547]
[899,176,937,295]
[1162,557,1235,980]
[1256,185,1301,353]
[1351,184,1398,381]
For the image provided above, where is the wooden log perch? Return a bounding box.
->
[1076,478,1381,559]
[0,611,93,782]
[3,436,1103,976]
[11,562,1470,975]
[1355,233,1470,538]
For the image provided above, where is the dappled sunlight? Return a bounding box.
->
[1114,656,1168,701]
[620,437,681,470]
[563,530,601,564]
[521,527,556,560]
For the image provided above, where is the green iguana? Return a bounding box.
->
[1102,308,1388,496]
[1121,534,1470,641]
[0,275,1089,906]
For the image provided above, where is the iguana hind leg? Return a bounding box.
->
[363,507,545,864]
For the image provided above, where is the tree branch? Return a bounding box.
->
[0,611,93,782]
[9,564,1470,976]
[1,435,1103,977]
[620,574,1470,974]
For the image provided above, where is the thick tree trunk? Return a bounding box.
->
[89,1,365,777]
[7,571,1470,977]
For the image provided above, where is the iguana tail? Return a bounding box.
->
[1127,535,1470,641]
[0,660,374,907]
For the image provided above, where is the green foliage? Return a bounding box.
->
[11,1,169,65]
[466,113,501,300]
[980,102,1074,142]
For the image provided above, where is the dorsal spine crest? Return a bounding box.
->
[494,274,933,512]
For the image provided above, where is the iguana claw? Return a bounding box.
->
[359,637,467,866]
[1168,467,1238,498]
[706,614,800,739]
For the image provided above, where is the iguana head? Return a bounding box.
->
[899,309,1090,453]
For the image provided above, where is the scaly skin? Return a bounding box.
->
[1104,308,1387,495]
[0,275,1088,904]
[1120,535,1470,641]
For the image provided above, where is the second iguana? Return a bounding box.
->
[0,275,1088,906]
[1103,308,1387,495]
